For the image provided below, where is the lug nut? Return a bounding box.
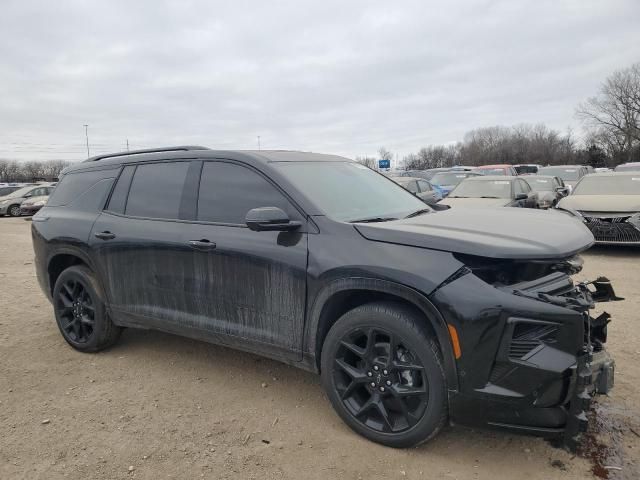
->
[383,369,388,375]
[370,382,376,387]
[386,380,391,386]
[380,387,385,392]
[373,365,379,371]
[367,371,372,377]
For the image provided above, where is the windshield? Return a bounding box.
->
[449,179,512,198]
[538,167,581,181]
[0,186,33,199]
[573,175,640,195]
[431,172,473,186]
[525,177,555,191]
[274,162,428,222]
[514,165,538,174]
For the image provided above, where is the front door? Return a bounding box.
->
[181,160,308,359]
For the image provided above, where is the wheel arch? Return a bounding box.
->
[306,278,458,391]
[47,248,102,299]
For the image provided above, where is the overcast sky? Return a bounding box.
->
[1,0,639,162]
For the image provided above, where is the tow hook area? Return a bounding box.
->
[564,318,616,453]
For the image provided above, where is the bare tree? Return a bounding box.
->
[377,147,393,162]
[577,63,640,163]
[355,156,377,169]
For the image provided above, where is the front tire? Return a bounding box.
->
[320,302,448,448]
[8,204,21,217]
[52,265,122,352]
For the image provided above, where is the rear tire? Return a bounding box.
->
[52,265,122,352]
[320,301,448,448]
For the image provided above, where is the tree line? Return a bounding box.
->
[0,159,70,183]
[358,62,640,171]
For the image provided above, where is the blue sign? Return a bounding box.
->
[378,159,390,169]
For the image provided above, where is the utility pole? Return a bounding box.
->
[83,124,90,158]
[126,139,130,151]
[257,136,261,151]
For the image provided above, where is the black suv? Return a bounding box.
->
[32,147,618,449]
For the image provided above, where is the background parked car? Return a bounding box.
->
[20,190,54,215]
[0,184,55,217]
[614,162,640,172]
[440,175,538,209]
[389,176,442,204]
[536,165,588,193]
[522,175,568,209]
[514,164,542,175]
[557,172,640,245]
[474,164,518,176]
[430,170,482,197]
[0,185,23,197]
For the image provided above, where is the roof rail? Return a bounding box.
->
[85,145,210,162]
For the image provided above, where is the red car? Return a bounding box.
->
[475,164,518,176]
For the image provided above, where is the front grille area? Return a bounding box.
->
[582,214,640,244]
[508,322,558,360]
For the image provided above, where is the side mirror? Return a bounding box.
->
[515,193,528,201]
[246,207,301,232]
[556,186,568,195]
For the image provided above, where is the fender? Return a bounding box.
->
[304,277,459,391]
[45,245,108,304]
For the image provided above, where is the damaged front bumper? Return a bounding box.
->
[508,275,621,451]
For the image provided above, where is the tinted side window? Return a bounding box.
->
[48,169,118,207]
[197,162,296,224]
[126,162,190,219]
[106,165,136,214]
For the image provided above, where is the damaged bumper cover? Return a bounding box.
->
[506,275,621,451]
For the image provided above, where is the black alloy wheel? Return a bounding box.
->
[52,265,122,352]
[321,302,447,448]
[333,327,429,433]
[56,278,95,343]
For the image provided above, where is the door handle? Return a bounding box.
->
[95,231,116,240]
[188,239,216,250]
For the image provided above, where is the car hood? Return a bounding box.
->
[439,197,510,208]
[558,194,640,213]
[353,208,593,259]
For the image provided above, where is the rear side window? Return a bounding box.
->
[197,161,296,224]
[48,169,117,207]
[106,165,136,214]
[125,162,190,219]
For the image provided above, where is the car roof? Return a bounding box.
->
[539,165,585,169]
[63,147,353,174]
[465,175,517,181]
[525,175,556,180]
[581,171,640,178]
[476,164,513,168]
[391,176,424,183]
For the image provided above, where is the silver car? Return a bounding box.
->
[557,172,640,245]
[0,185,55,217]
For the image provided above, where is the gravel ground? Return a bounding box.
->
[1,216,638,480]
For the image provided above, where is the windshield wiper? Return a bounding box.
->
[404,208,431,219]
[449,196,468,198]
[479,196,501,199]
[348,216,397,223]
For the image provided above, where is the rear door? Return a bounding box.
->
[181,160,308,359]
[89,160,197,326]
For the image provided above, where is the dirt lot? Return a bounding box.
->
[1,216,638,480]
